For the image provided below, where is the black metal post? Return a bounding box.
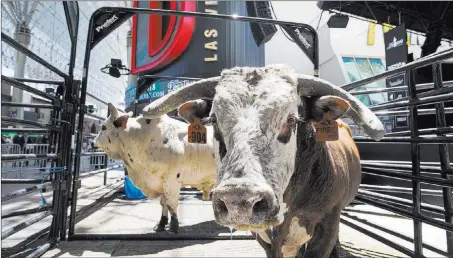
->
[103,108,110,186]
[433,63,453,255]
[406,68,423,256]
[68,13,96,238]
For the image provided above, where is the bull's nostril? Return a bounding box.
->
[216,199,228,215]
[252,199,269,215]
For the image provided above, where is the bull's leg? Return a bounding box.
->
[302,210,341,258]
[201,182,214,201]
[253,231,273,258]
[153,195,169,232]
[163,179,182,234]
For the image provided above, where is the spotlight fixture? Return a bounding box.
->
[327,13,349,28]
[100,58,130,78]
[45,87,55,94]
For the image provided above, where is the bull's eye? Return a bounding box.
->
[102,125,107,131]
[287,116,297,126]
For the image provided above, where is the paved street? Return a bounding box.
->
[2,171,448,257]
[43,188,448,258]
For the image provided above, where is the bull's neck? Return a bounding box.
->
[291,121,331,189]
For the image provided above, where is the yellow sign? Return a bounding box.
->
[367,23,376,45]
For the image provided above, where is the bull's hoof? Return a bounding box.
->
[169,217,179,234]
[201,193,210,201]
[153,215,168,232]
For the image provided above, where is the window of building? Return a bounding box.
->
[342,57,388,106]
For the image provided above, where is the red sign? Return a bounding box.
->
[130,1,197,74]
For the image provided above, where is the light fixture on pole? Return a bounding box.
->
[100,58,130,78]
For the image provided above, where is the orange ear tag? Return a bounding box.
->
[315,112,339,142]
[188,118,207,144]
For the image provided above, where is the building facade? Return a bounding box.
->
[1,1,131,132]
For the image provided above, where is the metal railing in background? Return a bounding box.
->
[0,2,79,257]
[342,47,453,257]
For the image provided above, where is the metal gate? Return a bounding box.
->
[1,2,80,257]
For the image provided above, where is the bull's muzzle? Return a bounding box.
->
[212,184,280,230]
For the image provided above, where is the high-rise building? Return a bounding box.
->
[1,1,130,129]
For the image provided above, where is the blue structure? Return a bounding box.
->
[124,176,147,200]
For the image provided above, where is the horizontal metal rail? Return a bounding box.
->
[1,102,58,109]
[1,75,58,102]
[0,128,59,133]
[342,47,453,91]
[339,216,414,257]
[2,205,52,219]
[1,153,59,162]
[363,83,453,112]
[361,167,453,187]
[11,78,64,85]
[85,93,126,113]
[356,195,453,232]
[350,80,453,95]
[369,91,453,111]
[78,164,124,179]
[1,182,52,202]
[360,184,443,195]
[384,127,453,137]
[358,189,444,215]
[77,178,124,199]
[2,179,52,184]
[354,135,453,144]
[25,240,55,258]
[1,117,55,128]
[374,107,453,116]
[77,152,107,157]
[1,33,67,78]
[341,213,448,257]
[361,162,444,173]
[1,211,52,240]
[85,113,105,122]
[70,233,254,241]
[361,160,453,166]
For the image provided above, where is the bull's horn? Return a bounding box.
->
[297,75,385,141]
[107,103,119,118]
[143,77,220,118]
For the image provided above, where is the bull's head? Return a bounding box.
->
[93,103,132,160]
[142,64,384,231]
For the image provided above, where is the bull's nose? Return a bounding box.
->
[212,185,279,225]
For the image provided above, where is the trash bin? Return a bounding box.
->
[124,176,147,200]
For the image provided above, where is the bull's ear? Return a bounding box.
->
[177,99,211,123]
[113,115,129,129]
[310,95,350,121]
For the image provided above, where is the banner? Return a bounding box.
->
[384,23,408,101]
[384,23,409,129]
[281,25,316,65]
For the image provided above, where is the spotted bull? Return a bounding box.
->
[93,103,216,233]
[142,64,384,257]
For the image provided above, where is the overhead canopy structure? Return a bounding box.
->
[317,1,453,57]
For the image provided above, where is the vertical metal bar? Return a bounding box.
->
[406,68,423,256]
[59,1,79,240]
[433,63,453,255]
[69,15,95,238]
[103,109,110,186]
[48,101,61,240]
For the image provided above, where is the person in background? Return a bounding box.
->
[42,134,49,144]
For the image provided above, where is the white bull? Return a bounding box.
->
[93,103,216,233]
